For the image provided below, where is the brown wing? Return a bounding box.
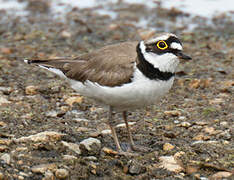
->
[26,41,138,87]
[66,41,138,86]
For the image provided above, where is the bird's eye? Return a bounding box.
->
[156,40,168,50]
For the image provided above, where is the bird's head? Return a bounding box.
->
[138,33,191,73]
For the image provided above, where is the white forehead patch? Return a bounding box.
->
[170,42,182,50]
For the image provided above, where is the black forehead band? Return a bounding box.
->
[147,36,182,46]
[166,36,182,45]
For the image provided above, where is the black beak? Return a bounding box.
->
[175,51,192,60]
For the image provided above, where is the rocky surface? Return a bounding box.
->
[0,0,233,179]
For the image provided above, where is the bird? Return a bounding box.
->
[24,33,191,155]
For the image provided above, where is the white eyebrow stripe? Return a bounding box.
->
[170,42,182,50]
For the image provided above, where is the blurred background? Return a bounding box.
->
[0,1,233,179]
[0,0,233,58]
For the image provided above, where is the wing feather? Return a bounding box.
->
[25,41,138,87]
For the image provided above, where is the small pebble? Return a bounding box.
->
[45,110,58,118]
[19,172,29,177]
[174,120,180,124]
[15,131,65,143]
[163,143,175,151]
[18,176,24,180]
[84,156,98,161]
[128,160,145,175]
[102,147,118,155]
[204,127,215,135]
[209,171,232,179]
[0,145,8,152]
[101,129,112,135]
[60,30,71,38]
[108,23,119,30]
[61,141,81,155]
[185,165,199,174]
[159,156,184,173]
[79,138,101,155]
[0,96,11,105]
[55,169,69,179]
[174,151,185,158]
[195,121,208,126]
[164,110,181,117]
[44,170,54,180]
[200,177,208,180]
[217,130,231,140]
[25,85,38,95]
[0,87,13,94]
[77,127,91,132]
[16,147,28,152]
[220,121,228,127]
[0,153,11,164]
[178,116,186,120]
[0,121,7,127]
[62,155,77,161]
[65,96,83,106]
[74,118,89,122]
[0,139,11,145]
[180,122,191,127]
[31,164,57,174]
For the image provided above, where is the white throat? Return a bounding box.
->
[139,41,179,73]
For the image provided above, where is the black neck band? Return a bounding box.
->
[136,43,175,81]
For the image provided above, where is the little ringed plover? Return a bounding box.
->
[24,33,191,154]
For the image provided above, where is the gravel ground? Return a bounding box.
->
[0,1,233,179]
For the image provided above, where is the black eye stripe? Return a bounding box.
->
[145,36,182,55]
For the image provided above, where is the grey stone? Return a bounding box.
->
[45,110,58,117]
[101,129,112,135]
[84,156,98,161]
[0,96,10,105]
[44,170,54,180]
[159,156,184,173]
[217,130,231,140]
[128,160,145,175]
[0,87,12,94]
[79,137,101,155]
[0,153,11,164]
[61,141,81,155]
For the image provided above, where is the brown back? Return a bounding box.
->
[37,41,138,87]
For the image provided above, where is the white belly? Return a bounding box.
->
[69,69,174,111]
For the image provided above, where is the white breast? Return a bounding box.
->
[68,67,174,111]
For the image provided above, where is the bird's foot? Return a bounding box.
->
[118,150,139,157]
[130,145,152,153]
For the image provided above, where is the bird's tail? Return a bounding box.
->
[24,59,47,65]
[24,58,73,78]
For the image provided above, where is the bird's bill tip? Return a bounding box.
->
[175,51,192,60]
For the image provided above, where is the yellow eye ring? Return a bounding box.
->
[156,40,168,50]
